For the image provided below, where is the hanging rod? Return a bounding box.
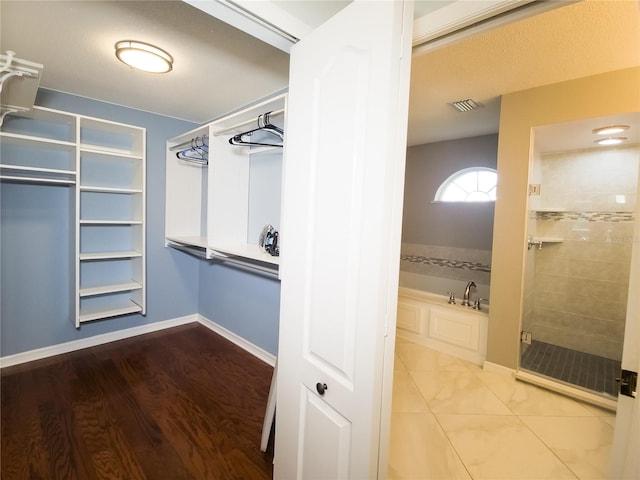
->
[214,108,285,136]
[169,134,208,152]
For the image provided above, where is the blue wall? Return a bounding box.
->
[1,90,200,356]
[1,89,282,358]
[198,262,280,355]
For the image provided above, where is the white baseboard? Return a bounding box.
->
[196,314,276,367]
[0,315,197,369]
[1,314,277,369]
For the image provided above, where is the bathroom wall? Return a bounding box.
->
[401,134,497,300]
[489,66,640,369]
[528,146,638,360]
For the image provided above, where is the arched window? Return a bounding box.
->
[434,167,497,202]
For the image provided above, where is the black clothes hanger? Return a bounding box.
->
[176,135,208,165]
[229,111,284,148]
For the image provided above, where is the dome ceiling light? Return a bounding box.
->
[594,137,627,146]
[592,125,630,135]
[115,40,173,74]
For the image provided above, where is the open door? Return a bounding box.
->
[274,1,413,478]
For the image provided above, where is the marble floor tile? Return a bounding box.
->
[392,369,430,413]
[411,370,512,415]
[520,416,614,480]
[395,340,473,372]
[388,412,471,480]
[391,339,619,479]
[436,414,578,480]
[476,370,595,416]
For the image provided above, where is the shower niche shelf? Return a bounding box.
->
[528,236,563,250]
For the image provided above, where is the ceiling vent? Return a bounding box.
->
[450,99,483,112]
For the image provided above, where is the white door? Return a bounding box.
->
[610,148,640,478]
[274,1,414,478]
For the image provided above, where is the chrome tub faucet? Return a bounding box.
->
[461,281,476,306]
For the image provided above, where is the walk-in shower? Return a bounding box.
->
[520,114,640,399]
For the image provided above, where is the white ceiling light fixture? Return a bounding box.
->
[594,137,627,146]
[115,40,173,74]
[592,125,630,135]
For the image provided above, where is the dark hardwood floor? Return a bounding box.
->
[1,323,274,479]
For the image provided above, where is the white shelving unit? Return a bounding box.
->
[0,106,146,327]
[165,92,285,275]
[76,115,146,325]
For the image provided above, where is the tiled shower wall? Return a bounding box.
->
[527,145,638,360]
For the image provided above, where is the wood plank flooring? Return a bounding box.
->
[1,323,274,479]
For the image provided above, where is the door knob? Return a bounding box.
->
[316,382,328,396]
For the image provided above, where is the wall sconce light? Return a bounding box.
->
[115,40,173,74]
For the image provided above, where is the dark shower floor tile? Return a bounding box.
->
[521,340,620,397]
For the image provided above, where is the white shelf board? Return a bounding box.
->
[79,144,143,159]
[166,235,208,249]
[0,131,75,148]
[209,243,280,266]
[79,301,142,323]
[80,250,142,260]
[79,281,143,297]
[0,164,75,176]
[79,219,142,225]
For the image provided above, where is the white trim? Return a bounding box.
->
[0,315,197,368]
[514,370,618,412]
[1,314,277,369]
[196,314,276,367]
[184,0,299,53]
[412,0,531,48]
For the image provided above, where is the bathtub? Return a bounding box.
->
[396,287,488,366]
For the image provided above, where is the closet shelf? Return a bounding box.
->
[79,219,143,225]
[79,281,143,297]
[80,250,142,260]
[2,105,147,327]
[79,144,143,159]
[166,236,208,249]
[0,131,76,149]
[79,301,143,323]
[209,244,280,267]
[1,164,75,185]
[0,164,74,175]
[0,51,43,125]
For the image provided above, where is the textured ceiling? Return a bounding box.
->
[0,1,291,124]
[408,0,640,146]
[1,0,639,147]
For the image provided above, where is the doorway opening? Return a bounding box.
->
[520,113,640,399]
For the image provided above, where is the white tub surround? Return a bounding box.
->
[397,287,488,365]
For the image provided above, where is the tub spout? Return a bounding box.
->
[462,281,476,306]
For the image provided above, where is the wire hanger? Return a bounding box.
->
[175,135,208,165]
[229,111,284,148]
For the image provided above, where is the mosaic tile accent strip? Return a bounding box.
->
[400,254,492,273]
[536,211,635,222]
